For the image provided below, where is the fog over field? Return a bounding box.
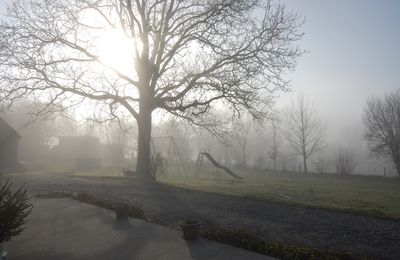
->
[277,0,400,175]
[1,0,399,176]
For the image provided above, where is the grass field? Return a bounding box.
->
[40,161,400,220]
[157,165,400,220]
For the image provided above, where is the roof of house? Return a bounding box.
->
[0,117,21,144]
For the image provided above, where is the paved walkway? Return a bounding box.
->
[5,198,274,260]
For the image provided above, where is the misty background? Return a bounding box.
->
[0,0,399,176]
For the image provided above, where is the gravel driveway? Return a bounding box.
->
[6,173,400,259]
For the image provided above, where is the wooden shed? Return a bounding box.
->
[0,117,21,172]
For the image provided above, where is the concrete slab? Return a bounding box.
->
[5,198,275,260]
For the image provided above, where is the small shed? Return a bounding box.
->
[0,117,21,172]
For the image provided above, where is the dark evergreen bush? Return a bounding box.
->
[0,178,33,242]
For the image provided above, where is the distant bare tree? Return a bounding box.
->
[0,0,303,179]
[311,156,330,173]
[284,95,325,174]
[363,90,400,176]
[233,115,253,167]
[335,147,357,176]
[268,119,281,170]
[279,155,288,171]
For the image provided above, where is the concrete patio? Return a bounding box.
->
[5,198,274,259]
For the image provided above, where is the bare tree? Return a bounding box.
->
[335,147,357,176]
[268,119,281,170]
[0,0,303,179]
[233,115,253,167]
[363,90,400,176]
[284,95,325,174]
[279,155,288,171]
[311,156,330,174]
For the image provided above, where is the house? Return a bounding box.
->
[0,117,21,172]
[53,135,102,170]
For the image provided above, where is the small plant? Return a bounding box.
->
[0,177,33,242]
[150,152,168,178]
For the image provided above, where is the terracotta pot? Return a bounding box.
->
[114,204,129,220]
[178,220,201,241]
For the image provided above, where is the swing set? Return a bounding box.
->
[151,136,186,176]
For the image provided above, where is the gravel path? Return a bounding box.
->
[6,173,400,259]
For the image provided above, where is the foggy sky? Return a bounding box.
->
[275,0,400,175]
[2,0,398,128]
[280,0,400,139]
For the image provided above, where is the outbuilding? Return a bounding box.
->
[0,117,21,172]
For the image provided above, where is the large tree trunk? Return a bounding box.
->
[136,106,153,181]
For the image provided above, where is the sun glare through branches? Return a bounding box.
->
[96,29,137,75]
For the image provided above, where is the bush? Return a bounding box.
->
[335,148,357,176]
[0,177,33,242]
[150,152,167,178]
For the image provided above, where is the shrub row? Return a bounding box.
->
[201,225,356,260]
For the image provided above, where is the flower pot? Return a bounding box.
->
[114,204,129,220]
[178,220,201,241]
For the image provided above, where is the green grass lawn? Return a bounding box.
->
[157,165,400,220]
[39,161,400,220]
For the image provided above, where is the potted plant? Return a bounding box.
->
[114,203,129,220]
[0,177,33,259]
[178,220,201,241]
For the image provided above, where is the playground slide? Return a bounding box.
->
[201,152,243,179]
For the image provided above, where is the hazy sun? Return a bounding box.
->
[96,29,137,75]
